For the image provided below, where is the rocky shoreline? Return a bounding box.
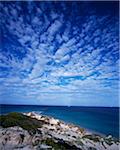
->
[0,112,119,150]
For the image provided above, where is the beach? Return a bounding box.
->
[0,112,119,150]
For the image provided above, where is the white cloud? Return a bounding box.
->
[47,20,63,35]
[0,2,119,106]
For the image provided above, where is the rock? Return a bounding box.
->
[0,112,119,150]
[38,144,52,149]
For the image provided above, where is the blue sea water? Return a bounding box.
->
[0,104,119,138]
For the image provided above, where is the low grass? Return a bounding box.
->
[42,138,67,150]
[0,112,43,134]
[82,134,100,143]
[42,138,82,150]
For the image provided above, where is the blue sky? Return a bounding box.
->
[0,1,119,106]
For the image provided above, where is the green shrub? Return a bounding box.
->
[82,134,100,143]
[42,138,82,150]
[42,138,67,150]
[0,112,43,134]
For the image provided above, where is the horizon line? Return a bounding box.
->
[0,104,119,108]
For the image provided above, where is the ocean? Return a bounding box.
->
[0,104,119,138]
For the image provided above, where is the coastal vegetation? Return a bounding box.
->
[0,112,119,150]
[82,134,101,143]
[0,112,43,134]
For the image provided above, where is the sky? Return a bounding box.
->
[0,1,119,106]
